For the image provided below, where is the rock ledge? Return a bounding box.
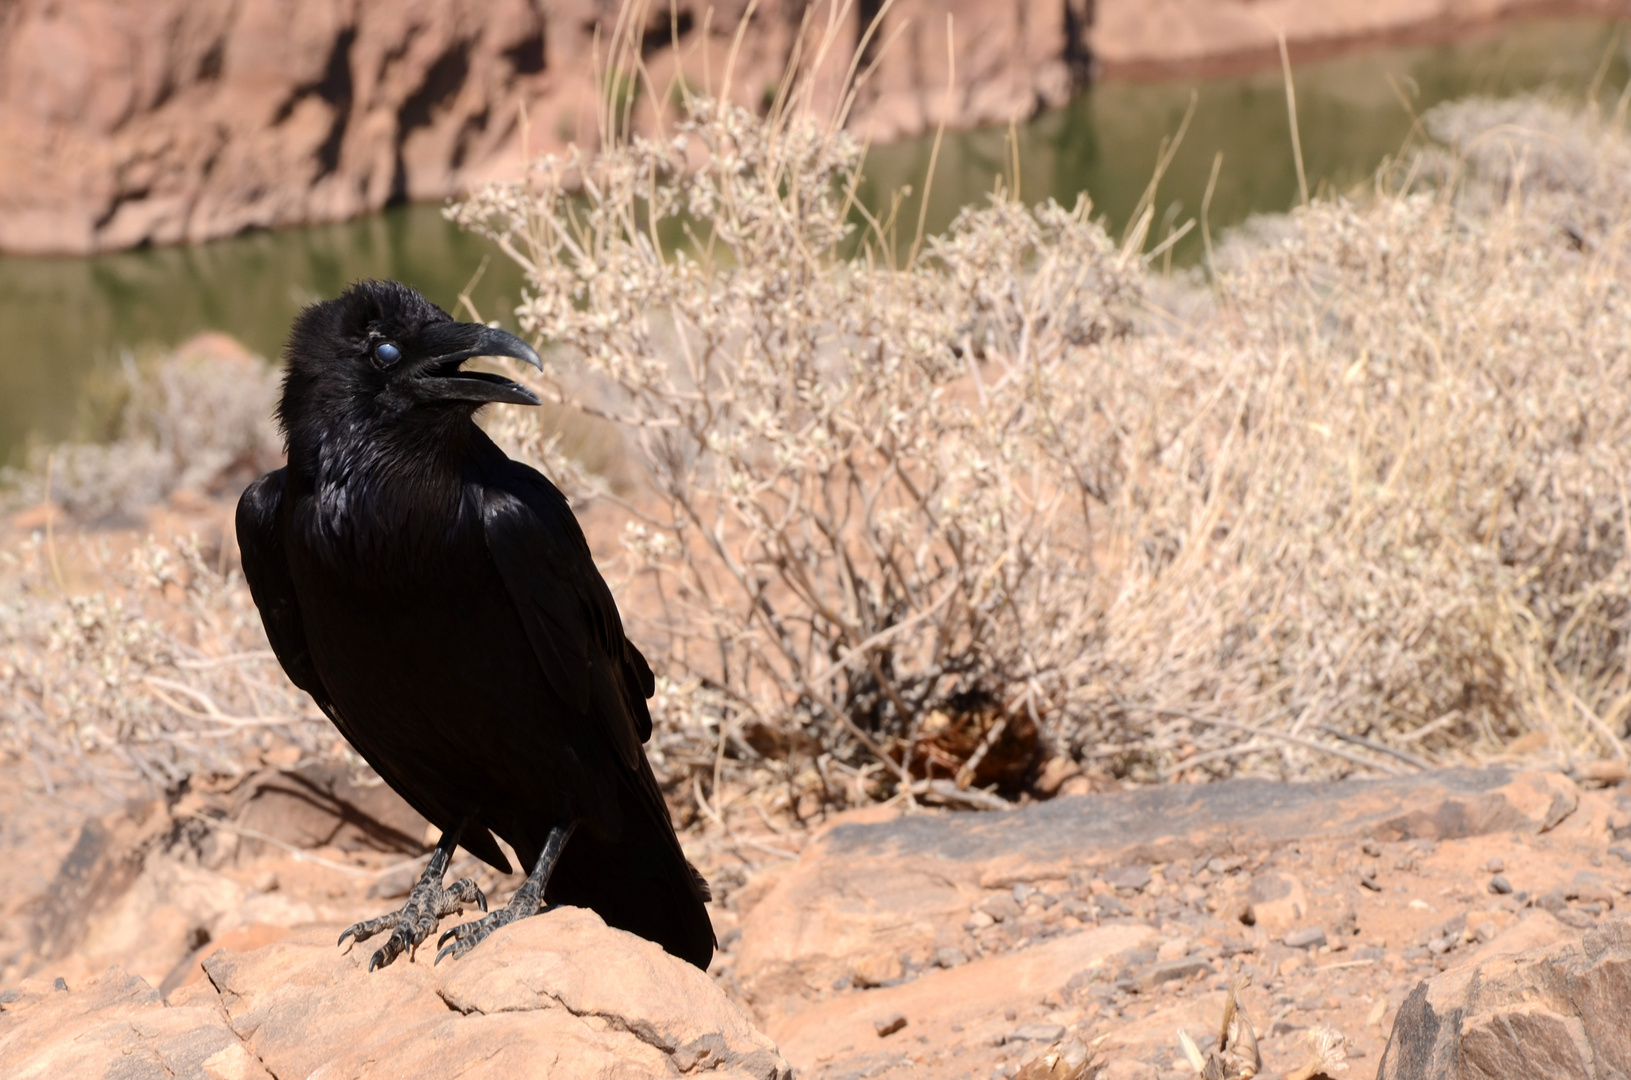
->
[1,907,787,1080]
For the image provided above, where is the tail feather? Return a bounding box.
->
[548,825,715,969]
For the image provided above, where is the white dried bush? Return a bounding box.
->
[3,341,283,520]
[0,536,341,791]
[453,88,1151,810]
[457,88,1631,811]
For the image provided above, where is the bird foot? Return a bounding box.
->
[339,872,486,971]
[434,901,548,965]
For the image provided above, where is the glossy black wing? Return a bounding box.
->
[236,469,329,702]
[237,468,514,872]
[479,457,654,771]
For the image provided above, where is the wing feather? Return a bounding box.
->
[236,470,328,700]
[480,461,654,771]
[237,469,512,872]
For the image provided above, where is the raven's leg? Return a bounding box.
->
[338,820,487,972]
[435,819,579,964]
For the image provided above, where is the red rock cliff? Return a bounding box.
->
[0,0,1622,254]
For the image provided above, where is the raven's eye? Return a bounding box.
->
[373,341,401,366]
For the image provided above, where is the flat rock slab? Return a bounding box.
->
[774,922,1157,1072]
[0,965,267,1080]
[1379,916,1631,1079]
[737,768,1577,1005]
[3,907,787,1080]
[818,767,1574,872]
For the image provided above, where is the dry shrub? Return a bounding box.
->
[454,89,1144,811]
[0,335,325,793]
[1097,94,1631,778]
[0,535,343,790]
[3,334,282,520]
[458,87,1631,813]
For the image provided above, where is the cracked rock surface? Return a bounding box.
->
[2,908,787,1080]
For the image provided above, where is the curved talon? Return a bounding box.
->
[338,865,487,970]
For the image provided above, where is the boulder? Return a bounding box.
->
[1377,917,1631,1080]
[23,762,430,990]
[2,907,788,1080]
[0,965,267,1080]
[734,768,1579,1006]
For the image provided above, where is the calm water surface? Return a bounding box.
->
[0,17,1624,464]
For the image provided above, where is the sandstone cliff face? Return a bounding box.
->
[0,0,558,253]
[0,0,1623,254]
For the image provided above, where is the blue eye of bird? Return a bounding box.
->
[374,342,401,364]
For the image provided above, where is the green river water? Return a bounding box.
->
[0,16,1623,465]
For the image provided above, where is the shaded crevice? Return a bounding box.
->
[434,986,780,1077]
[450,108,488,171]
[505,29,546,75]
[90,187,152,234]
[1062,0,1095,86]
[857,0,885,69]
[197,39,225,81]
[392,43,472,201]
[436,986,674,1052]
[641,10,693,56]
[313,28,357,177]
[202,966,285,1080]
[271,27,356,179]
[129,1020,178,1078]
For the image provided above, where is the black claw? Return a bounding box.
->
[340,862,491,971]
[436,925,460,950]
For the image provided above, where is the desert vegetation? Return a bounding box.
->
[4,51,1630,827]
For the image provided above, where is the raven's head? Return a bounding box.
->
[278,280,542,447]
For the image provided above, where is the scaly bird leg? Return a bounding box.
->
[339,819,487,971]
[435,819,579,964]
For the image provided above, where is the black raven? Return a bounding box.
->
[236,280,713,971]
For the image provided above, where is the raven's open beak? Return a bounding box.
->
[414,323,544,407]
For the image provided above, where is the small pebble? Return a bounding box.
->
[1103,865,1153,893]
[1485,857,1505,873]
[1283,926,1328,950]
[874,1013,908,1037]
[1489,875,1513,895]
